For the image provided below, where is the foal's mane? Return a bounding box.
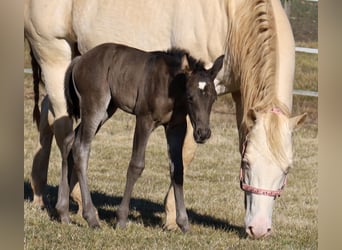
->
[165,48,206,72]
[226,0,290,166]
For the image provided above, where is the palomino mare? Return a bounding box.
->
[60,43,223,230]
[25,0,306,238]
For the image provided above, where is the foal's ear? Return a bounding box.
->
[180,55,190,72]
[209,55,224,80]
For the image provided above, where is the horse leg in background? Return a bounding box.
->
[163,115,196,230]
[31,94,83,214]
[117,116,154,229]
[31,95,54,208]
[164,120,190,232]
[232,91,244,153]
[39,59,76,220]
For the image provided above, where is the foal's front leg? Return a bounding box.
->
[165,120,190,232]
[117,116,154,228]
[164,116,196,231]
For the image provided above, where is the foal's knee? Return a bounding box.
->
[128,161,145,179]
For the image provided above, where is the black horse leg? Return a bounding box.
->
[117,116,153,228]
[165,121,189,232]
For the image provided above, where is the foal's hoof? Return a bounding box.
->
[116,220,128,230]
[60,214,71,224]
[179,224,190,233]
[177,217,190,233]
[84,209,101,228]
[32,195,45,209]
[87,218,101,228]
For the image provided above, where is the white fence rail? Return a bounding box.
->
[24,66,318,97]
[295,47,318,54]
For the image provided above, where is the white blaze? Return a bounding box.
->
[198,81,207,90]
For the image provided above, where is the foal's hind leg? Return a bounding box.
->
[72,98,114,228]
[31,95,54,209]
[117,116,154,229]
[55,130,75,223]
[164,116,196,231]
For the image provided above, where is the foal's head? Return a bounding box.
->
[183,54,224,143]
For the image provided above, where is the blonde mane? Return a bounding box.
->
[226,0,290,166]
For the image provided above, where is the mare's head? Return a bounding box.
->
[184,54,224,143]
[241,108,307,238]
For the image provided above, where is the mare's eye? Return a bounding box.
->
[242,159,250,170]
[187,95,194,102]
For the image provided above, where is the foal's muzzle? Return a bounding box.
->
[194,128,211,143]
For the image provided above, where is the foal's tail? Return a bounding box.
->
[30,46,42,130]
[64,56,81,121]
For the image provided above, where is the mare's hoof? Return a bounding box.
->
[76,207,83,217]
[163,222,178,231]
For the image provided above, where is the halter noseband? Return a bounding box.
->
[239,107,288,198]
[240,168,287,198]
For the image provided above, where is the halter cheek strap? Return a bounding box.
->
[239,107,288,198]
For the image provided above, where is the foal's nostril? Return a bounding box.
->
[207,129,211,139]
[195,128,211,143]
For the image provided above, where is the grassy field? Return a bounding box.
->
[24,1,317,249]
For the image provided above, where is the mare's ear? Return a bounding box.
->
[246,109,259,130]
[290,113,307,130]
[180,55,190,72]
[209,55,224,80]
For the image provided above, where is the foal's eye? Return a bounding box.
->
[187,95,194,102]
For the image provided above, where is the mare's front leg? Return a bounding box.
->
[117,116,154,229]
[165,119,190,232]
[164,116,196,230]
[31,96,54,209]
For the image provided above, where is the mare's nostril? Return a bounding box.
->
[247,226,254,237]
[246,226,271,239]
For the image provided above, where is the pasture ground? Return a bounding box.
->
[24,67,317,249]
[24,1,317,249]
